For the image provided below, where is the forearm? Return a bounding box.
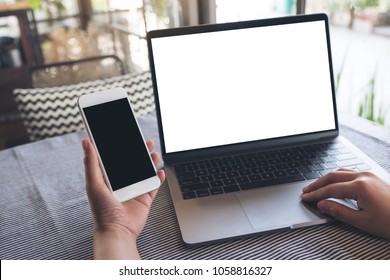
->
[93,231,140,260]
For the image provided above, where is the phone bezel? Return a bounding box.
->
[78,87,160,202]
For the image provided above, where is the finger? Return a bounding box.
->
[337,168,357,172]
[317,199,363,226]
[303,170,359,193]
[146,139,155,152]
[82,139,104,186]
[151,152,161,166]
[148,189,159,201]
[82,139,110,198]
[157,169,166,184]
[302,181,359,202]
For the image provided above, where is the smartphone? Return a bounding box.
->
[78,87,160,202]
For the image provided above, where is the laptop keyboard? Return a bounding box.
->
[174,141,371,200]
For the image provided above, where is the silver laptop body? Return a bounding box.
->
[147,13,390,246]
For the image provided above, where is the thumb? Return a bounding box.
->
[82,139,112,206]
[82,139,103,190]
[317,200,360,225]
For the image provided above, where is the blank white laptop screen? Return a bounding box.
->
[151,20,336,154]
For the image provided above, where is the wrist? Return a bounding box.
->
[93,229,140,260]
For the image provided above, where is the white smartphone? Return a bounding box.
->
[78,87,160,202]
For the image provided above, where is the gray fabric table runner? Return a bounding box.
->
[1,113,390,259]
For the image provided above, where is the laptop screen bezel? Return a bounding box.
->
[147,13,339,163]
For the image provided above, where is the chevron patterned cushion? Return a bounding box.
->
[13,71,155,141]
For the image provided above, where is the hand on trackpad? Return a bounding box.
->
[302,198,359,213]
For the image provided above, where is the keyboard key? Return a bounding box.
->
[210,187,224,195]
[327,150,340,156]
[327,142,344,149]
[269,158,281,165]
[195,170,208,176]
[221,166,233,172]
[322,155,337,162]
[286,168,299,175]
[179,177,201,185]
[176,171,195,179]
[303,172,321,180]
[181,182,209,192]
[226,171,239,178]
[336,158,363,168]
[310,157,324,164]
[214,173,226,179]
[175,165,187,173]
[244,162,257,168]
[224,185,240,193]
[212,159,223,167]
[201,175,213,182]
[323,162,337,169]
[357,163,371,171]
[196,189,210,197]
[288,162,300,168]
[240,174,305,190]
[223,178,236,185]
[251,167,263,174]
[263,165,276,172]
[199,162,211,169]
[239,169,251,176]
[320,168,338,176]
[309,164,324,171]
[319,170,330,176]
[335,153,357,161]
[257,160,269,166]
[275,163,288,171]
[182,191,196,200]
[298,166,312,173]
[337,148,351,154]
[210,180,223,188]
[261,172,275,179]
[209,168,220,174]
[281,157,293,163]
[187,165,198,171]
[236,176,250,183]
[274,170,288,177]
[249,174,262,181]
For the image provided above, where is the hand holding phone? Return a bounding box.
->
[78,88,161,202]
[82,137,164,259]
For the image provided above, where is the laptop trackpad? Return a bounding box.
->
[237,184,327,231]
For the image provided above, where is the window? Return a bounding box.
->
[306,0,390,125]
[32,0,80,34]
[104,0,182,71]
[216,0,296,23]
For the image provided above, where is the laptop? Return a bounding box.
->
[147,13,390,246]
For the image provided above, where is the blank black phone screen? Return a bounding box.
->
[83,98,156,191]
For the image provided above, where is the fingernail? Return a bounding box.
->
[82,139,88,152]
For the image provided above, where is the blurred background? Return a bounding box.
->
[1,0,390,148]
